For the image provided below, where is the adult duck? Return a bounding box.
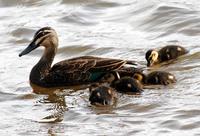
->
[19,27,136,90]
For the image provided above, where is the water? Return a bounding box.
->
[1,0,200,135]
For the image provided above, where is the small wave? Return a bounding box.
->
[138,4,200,37]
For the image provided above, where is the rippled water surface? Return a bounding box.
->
[1,0,200,135]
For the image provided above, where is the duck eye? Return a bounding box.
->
[148,56,152,61]
[150,55,156,61]
[152,53,157,57]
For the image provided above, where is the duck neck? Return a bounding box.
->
[30,46,57,86]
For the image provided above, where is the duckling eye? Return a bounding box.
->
[148,54,153,61]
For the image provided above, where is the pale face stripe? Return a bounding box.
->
[34,29,54,45]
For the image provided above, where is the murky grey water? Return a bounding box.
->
[1,0,200,135]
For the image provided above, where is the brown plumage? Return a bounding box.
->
[89,85,117,106]
[19,27,137,89]
[133,71,177,85]
[146,45,188,67]
[111,77,143,94]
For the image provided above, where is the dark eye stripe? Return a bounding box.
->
[35,31,50,39]
[32,31,51,45]
[37,36,47,46]
[35,27,51,36]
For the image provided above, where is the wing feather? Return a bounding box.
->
[43,56,137,86]
[51,56,130,73]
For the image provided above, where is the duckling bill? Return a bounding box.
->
[19,27,137,89]
[145,45,188,67]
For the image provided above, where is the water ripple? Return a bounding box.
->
[1,0,200,135]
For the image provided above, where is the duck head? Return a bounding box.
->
[145,49,159,67]
[89,86,116,106]
[19,27,58,57]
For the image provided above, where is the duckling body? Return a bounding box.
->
[111,77,143,94]
[146,45,188,67]
[146,71,176,85]
[133,71,176,85]
[19,27,137,89]
[89,86,117,106]
[98,67,143,84]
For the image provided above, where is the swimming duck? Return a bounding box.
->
[89,85,117,106]
[133,71,177,85]
[19,27,137,89]
[111,77,143,94]
[145,45,188,67]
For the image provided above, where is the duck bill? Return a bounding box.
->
[147,59,154,67]
[19,41,38,57]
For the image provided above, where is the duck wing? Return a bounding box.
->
[50,56,127,73]
[89,59,126,72]
[44,56,136,86]
[44,59,96,85]
[70,56,137,65]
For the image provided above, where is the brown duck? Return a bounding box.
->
[19,27,137,90]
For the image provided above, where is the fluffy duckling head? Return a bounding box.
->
[145,49,159,67]
[89,86,117,106]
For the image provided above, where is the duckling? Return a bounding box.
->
[145,45,188,67]
[98,71,120,84]
[111,77,143,94]
[133,71,177,85]
[98,67,144,84]
[19,27,137,89]
[89,85,117,106]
